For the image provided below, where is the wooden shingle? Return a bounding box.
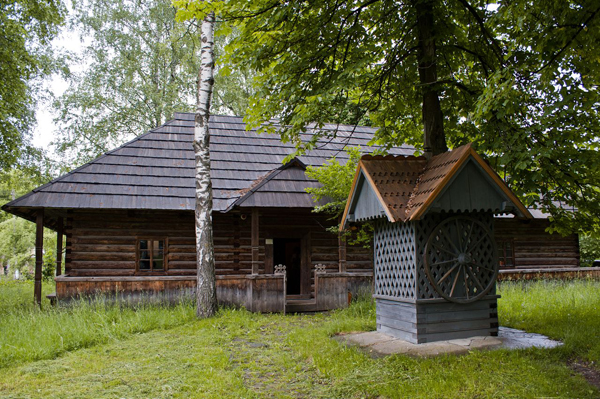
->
[3,113,412,222]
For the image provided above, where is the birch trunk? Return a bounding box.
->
[195,11,217,318]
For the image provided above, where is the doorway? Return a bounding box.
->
[273,238,302,295]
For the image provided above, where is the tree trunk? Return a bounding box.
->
[195,11,217,318]
[414,0,447,156]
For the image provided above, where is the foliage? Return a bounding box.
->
[1,281,599,397]
[0,0,65,170]
[0,168,53,223]
[52,0,202,165]
[0,217,57,279]
[579,235,600,267]
[0,167,57,278]
[211,28,255,116]
[305,147,361,218]
[176,0,600,235]
[305,147,373,246]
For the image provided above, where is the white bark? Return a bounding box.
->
[195,11,217,318]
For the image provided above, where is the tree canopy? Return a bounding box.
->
[52,0,254,167]
[176,0,600,234]
[0,0,65,170]
[52,0,202,165]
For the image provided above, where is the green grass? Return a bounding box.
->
[498,279,600,363]
[0,278,55,313]
[0,278,598,398]
[0,279,196,368]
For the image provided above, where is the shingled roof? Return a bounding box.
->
[342,143,532,227]
[3,113,413,226]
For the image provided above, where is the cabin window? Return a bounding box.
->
[137,239,166,272]
[498,240,515,268]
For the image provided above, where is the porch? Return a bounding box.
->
[54,271,373,312]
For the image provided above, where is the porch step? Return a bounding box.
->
[286,298,318,313]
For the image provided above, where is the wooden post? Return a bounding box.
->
[251,208,259,274]
[265,238,274,274]
[56,217,63,276]
[233,215,240,271]
[301,232,312,296]
[338,231,347,273]
[34,209,44,306]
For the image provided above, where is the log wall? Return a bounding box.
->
[64,209,371,279]
[494,219,580,269]
[55,274,286,312]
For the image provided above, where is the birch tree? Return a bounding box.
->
[194,11,217,318]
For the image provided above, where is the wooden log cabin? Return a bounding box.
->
[2,113,580,311]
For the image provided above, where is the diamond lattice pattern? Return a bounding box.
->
[374,220,417,299]
[374,212,497,301]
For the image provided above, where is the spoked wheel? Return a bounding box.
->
[424,216,498,304]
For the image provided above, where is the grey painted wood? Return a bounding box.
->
[429,160,513,215]
[376,297,498,344]
[350,174,386,222]
[377,324,418,343]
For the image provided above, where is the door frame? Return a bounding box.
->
[267,230,312,297]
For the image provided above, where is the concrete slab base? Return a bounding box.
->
[334,327,562,358]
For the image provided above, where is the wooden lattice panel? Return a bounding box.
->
[374,220,417,299]
[416,212,496,300]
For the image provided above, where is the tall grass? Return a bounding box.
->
[0,278,55,313]
[498,279,600,362]
[0,279,196,368]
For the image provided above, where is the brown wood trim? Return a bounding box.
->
[35,209,44,306]
[340,163,365,230]
[251,208,259,274]
[498,238,516,269]
[358,161,396,222]
[467,147,532,219]
[56,217,63,276]
[135,237,168,274]
[338,231,347,273]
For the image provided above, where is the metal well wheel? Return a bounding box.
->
[424,216,498,304]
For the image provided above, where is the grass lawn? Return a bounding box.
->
[0,278,598,398]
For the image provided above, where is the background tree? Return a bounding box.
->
[0,167,57,278]
[52,0,253,167]
[0,0,65,170]
[579,235,600,267]
[52,0,202,165]
[176,0,600,235]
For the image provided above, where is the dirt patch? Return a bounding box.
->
[569,359,600,390]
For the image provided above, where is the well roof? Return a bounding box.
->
[342,143,532,227]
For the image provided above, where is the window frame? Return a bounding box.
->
[136,237,168,274]
[497,239,516,269]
